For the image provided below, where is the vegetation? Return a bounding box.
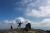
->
[0,28,46,33]
[0,23,47,33]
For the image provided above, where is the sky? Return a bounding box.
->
[0,0,50,30]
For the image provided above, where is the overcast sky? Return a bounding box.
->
[0,0,50,30]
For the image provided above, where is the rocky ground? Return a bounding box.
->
[0,28,47,33]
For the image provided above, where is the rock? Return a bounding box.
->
[8,32,12,33]
[28,31,35,33]
[8,31,18,33]
[12,31,18,33]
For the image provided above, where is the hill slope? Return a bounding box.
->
[0,28,46,33]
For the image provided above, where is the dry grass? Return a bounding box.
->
[0,28,46,33]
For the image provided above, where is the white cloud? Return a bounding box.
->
[15,0,40,11]
[0,17,50,30]
[3,20,16,24]
[48,0,50,4]
[26,6,50,17]
[41,18,50,25]
[15,0,50,17]
[25,0,50,17]
[15,17,26,23]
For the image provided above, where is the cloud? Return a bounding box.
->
[26,6,50,17]
[14,0,39,11]
[15,17,25,23]
[0,17,50,30]
[0,20,17,29]
[25,0,50,17]
[3,20,16,24]
[41,18,50,25]
[15,0,50,17]
[0,17,29,29]
[15,0,33,6]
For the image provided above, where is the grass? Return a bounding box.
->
[0,28,46,33]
